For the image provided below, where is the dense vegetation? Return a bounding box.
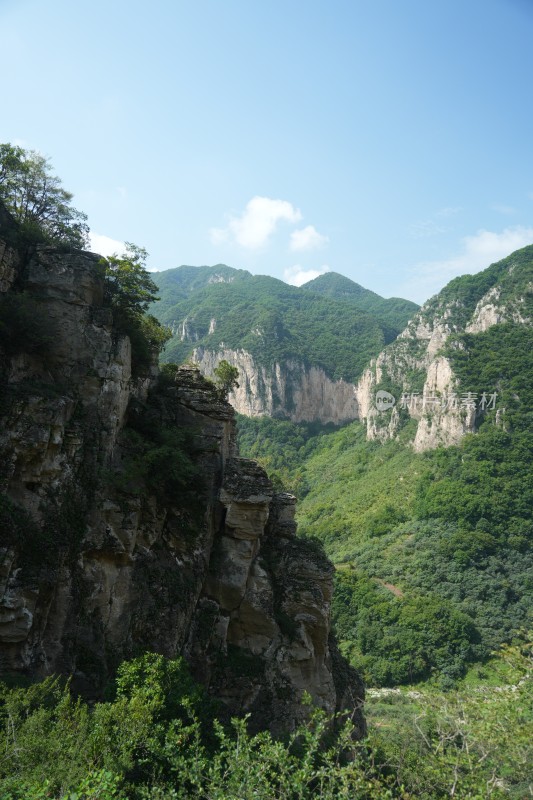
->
[0,143,88,249]
[101,242,172,372]
[0,644,529,799]
[418,244,533,328]
[152,266,417,383]
[237,314,533,688]
[2,144,532,796]
[302,271,419,330]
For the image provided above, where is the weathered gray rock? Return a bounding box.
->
[355,257,533,450]
[0,238,364,736]
[193,347,360,425]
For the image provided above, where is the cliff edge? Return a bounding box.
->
[0,234,364,736]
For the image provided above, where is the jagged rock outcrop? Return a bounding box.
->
[355,246,533,450]
[0,237,364,736]
[193,346,360,425]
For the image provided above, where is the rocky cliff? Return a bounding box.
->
[0,236,364,736]
[152,264,409,425]
[193,346,360,425]
[355,246,533,451]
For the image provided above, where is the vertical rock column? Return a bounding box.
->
[186,458,365,736]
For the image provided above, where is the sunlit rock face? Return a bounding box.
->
[193,346,360,425]
[0,235,364,736]
[354,252,533,450]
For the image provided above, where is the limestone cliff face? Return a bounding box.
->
[0,238,364,736]
[193,346,359,425]
[355,254,533,451]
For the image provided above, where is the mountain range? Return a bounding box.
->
[228,244,533,689]
[152,266,419,424]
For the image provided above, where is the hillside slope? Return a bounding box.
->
[303,271,418,329]
[237,245,533,689]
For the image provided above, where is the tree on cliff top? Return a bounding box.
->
[213,359,239,398]
[102,243,172,370]
[103,242,159,315]
[0,142,89,248]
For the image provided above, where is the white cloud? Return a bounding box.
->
[435,206,462,218]
[210,227,229,245]
[210,196,302,249]
[284,264,330,287]
[400,226,533,303]
[409,207,462,239]
[409,220,447,239]
[289,225,329,252]
[491,203,516,215]
[88,232,125,257]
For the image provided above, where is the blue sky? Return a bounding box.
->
[2,0,533,303]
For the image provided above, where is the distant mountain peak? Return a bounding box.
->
[302,270,419,324]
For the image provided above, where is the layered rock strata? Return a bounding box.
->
[0,236,364,735]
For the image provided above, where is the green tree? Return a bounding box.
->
[0,143,88,248]
[213,359,239,398]
[101,243,171,370]
[103,243,159,315]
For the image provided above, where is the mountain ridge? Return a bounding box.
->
[354,243,533,450]
[151,264,418,423]
[236,246,533,693]
[302,271,419,328]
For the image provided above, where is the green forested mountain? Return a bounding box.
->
[419,243,533,327]
[303,271,419,329]
[151,266,418,382]
[153,264,249,313]
[237,248,533,690]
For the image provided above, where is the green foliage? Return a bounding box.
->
[157,362,181,387]
[113,653,208,724]
[238,398,533,685]
[0,645,530,798]
[111,424,198,501]
[420,244,533,328]
[103,244,160,315]
[365,639,533,799]
[152,264,249,310]
[236,414,337,496]
[101,244,172,372]
[213,359,239,398]
[0,291,56,357]
[333,570,478,686]
[294,422,420,562]
[302,270,419,330]
[153,267,406,383]
[443,321,533,434]
[0,142,89,249]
